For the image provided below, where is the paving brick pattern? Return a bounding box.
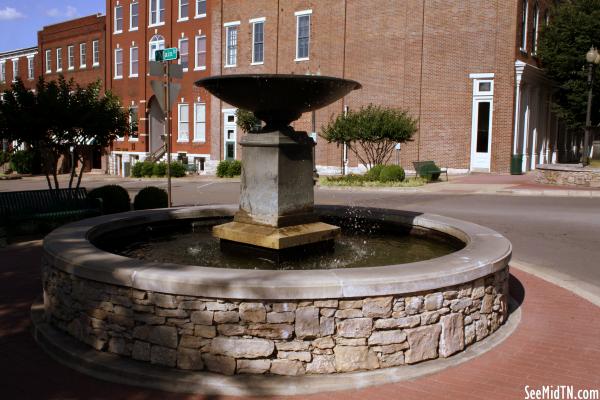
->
[0,241,599,399]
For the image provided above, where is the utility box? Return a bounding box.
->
[510,154,523,175]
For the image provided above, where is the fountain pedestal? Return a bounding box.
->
[213,129,340,251]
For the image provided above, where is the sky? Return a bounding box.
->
[0,0,104,52]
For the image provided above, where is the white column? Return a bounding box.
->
[552,115,559,163]
[522,85,530,172]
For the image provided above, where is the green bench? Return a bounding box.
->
[413,161,448,181]
[0,188,102,241]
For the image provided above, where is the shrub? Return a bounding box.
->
[88,185,131,214]
[379,165,405,182]
[10,150,34,174]
[153,162,167,177]
[365,164,385,181]
[216,160,231,178]
[141,161,154,177]
[134,186,168,210]
[131,161,144,178]
[169,161,186,178]
[226,160,242,177]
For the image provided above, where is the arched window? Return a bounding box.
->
[149,35,165,61]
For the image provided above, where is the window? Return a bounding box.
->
[179,38,189,70]
[56,48,63,71]
[179,0,189,20]
[27,57,34,80]
[130,47,139,77]
[0,62,5,83]
[252,19,265,64]
[129,106,139,138]
[130,2,139,31]
[12,59,18,81]
[149,35,165,61]
[196,0,206,17]
[531,3,539,55]
[520,0,528,52]
[178,104,190,142]
[225,23,239,67]
[114,5,123,33]
[296,11,311,60]
[80,43,86,68]
[195,35,206,69]
[45,49,52,73]
[68,45,75,69]
[149,0,165,26]
[93,40,100,66]
[114,48,123,78]
[194,103,206,142]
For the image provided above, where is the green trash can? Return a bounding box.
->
[510,154,523,175]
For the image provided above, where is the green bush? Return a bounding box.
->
[169,161,186,178]
[365,164,385,181]
[141,161,154,177]
[379,165,405,182]
[216,160,231,178]
[134,186,168,210]
[88,185,131,214]
[131,161,144,178]
[10,150,34,174]
[153,162,167,177]
[226,160,242,177]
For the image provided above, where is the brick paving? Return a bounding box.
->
[0,240,599,400]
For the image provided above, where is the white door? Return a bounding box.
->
[470,79,494,172]
[223,110,237,161]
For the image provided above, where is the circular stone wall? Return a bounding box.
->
[536,163,600,188]
[40,205,511,377]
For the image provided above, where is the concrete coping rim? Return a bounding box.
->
[536,163,600,172]
[42,204,512,299]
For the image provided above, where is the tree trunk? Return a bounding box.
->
[68,149,77,190]
[75,155,85,189]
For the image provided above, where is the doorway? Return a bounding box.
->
[223,110,237,161]
[470,79,494,172]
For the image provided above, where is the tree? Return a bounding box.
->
[320,104,418,169]
[537,0,600,131]
[235,109,261,133]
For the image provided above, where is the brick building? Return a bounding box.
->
[0,47,39,93]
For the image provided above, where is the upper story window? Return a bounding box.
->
[251,18,265,64]
[56,48,63,71]
[295,10,311,61]
[80,43,87,68]
[0,62,5,83]
[45,49,52,73]
[531,3,540,55]
[114,48,123,79]
[130,2,139,31]
[520,0,528,53]
[130,47,139,77]
[224,22,240,67]
[196,0,206,18]
[178,103,190,142]
[93,40,100,66]
[129,106,139,138]
[179,38,189,70]
[149,0,165,27]
[27,57,34,80]
[12,59,19,81]
[68,45,75,70]
[195,35,206,70]
[114,5,123,33]
[149,35,165,61]
[194,102,206,142]
[179,0,189,21]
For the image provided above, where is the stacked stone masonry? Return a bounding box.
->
[535,168,600,188]
[42,261,509,376]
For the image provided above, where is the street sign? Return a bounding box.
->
[150,80,181,113]
[155,47,178,62]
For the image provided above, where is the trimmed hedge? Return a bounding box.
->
[131,161,187,178]
[365,164,385,181]
[379,165,405,182]
[216,160,242,178]
[134,186,168,210]
[88,185,131,214]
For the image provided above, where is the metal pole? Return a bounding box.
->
[165,61,172,207]
[583,63,594,166]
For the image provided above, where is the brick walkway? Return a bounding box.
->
[1,241,599,400]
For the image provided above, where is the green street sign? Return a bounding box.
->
[155,47,178,62]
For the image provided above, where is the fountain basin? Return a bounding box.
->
[39,205,511,379]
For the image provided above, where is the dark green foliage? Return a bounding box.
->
[321,104,417,169]
[134,186,168,210]
[226,160,242,177]
[131,161,144,178]
[379,165,405,182]
[169,161,186,178]
[235,109,261,133]
[365,164,385,181]
[216,160,230,177]
[537,0,600,130]
[141,161,155,177]
[153,162,167,177]
[9,150,35,174]
[88,185,130,214]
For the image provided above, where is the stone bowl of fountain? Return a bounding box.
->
[33,74,513,396]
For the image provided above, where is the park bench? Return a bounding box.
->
[0,188,102,240]
[413,161,448,181]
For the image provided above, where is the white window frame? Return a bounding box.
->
[80,43,86,68]
[295,10,312,61]
[178,103,190,142]
[67,45,75,70]
[45,49,52,73]
[27,56,34,80]
[179,0,189,22]
[520,0,528,53]
[128,106,139,141]
[129,47,139,77]
[531,3,540,56]
[179,37,189,71]
[194,35,207,70]
[129,2,139,31]
[11,59,18,82]
[0,61,6,83]
[251,17,266,65]
[224,21,240,68]
[114,5,123,34]
[149,35,166,61]
[93,40,100,66]
[114,48,123,79]
[193,102,206,142]
[56,48,63,72]
[149,0,165,27]
[195,0,206,18]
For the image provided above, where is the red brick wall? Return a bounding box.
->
[0,48,39,92]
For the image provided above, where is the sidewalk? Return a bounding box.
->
[1,241,598,399]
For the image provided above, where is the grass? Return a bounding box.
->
[319,174,427,187]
